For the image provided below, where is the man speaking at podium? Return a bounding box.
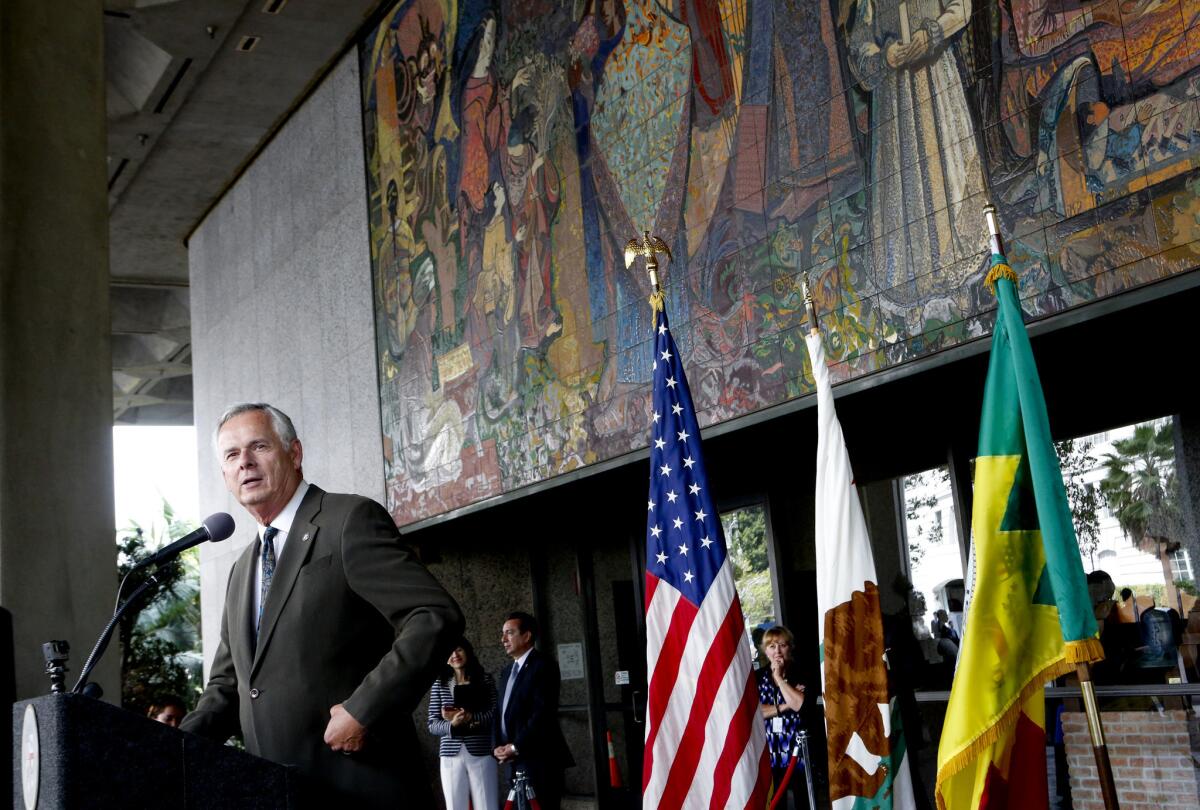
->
[181,403,463,807]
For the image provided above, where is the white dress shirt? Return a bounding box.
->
[252,480,310,622]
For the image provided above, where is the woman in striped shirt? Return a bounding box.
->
[427,637,499,809]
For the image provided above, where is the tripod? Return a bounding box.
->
[502,769,542,810]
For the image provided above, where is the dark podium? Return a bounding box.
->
[12,694,306,809]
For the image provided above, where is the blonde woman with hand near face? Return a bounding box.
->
[758,626,812,807]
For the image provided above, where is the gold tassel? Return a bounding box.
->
[1065,637,1105,664]
[984,262,1019,295]
[649,290,665,313]
[934,655,1075,810]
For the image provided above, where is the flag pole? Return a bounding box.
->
[801,275,818,338]
[632,227,776,806]
[983,204,1121,810]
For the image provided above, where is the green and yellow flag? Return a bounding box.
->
[935,252,1104,810]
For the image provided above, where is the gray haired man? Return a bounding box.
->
[182,402,463,807]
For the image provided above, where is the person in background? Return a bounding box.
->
[146,694,186,728]
[1087,570,1117,623]
[1085,569,1130,680]
[930,608,960,661]
[751,624,768,670]
[495,611,573,810]
[1115,587,1141,623]
[758,625,812,808]
[427,637,498,810]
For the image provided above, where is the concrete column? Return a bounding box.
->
[947,438,975,575]
[860,478,908,615]
[1,0,117,699]
[1173,412,1200,586]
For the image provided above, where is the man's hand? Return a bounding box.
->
[902,29,930,64]
[887,29,932,69]
[511,65,532,91]
[897,29,931,65]
[493,743,518,762]
[885,41,905,69]
[324,703,367,753]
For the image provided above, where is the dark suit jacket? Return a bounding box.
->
[496,647,573,789]
[181,486,463,808]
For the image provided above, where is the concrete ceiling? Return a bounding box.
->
[105,0,380,425]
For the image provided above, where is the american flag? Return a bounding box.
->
[642,305,771,809]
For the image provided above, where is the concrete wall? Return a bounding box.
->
[188,51,384,673]
[0,0,118,701]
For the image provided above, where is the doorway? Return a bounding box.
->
[534,532,645,808]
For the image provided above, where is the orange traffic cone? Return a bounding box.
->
[606,730,623,788]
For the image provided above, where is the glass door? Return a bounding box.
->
[578,533,644,809]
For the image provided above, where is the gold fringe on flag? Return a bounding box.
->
[984,262,1019,295]
[1065,637,1105,664]
[649,290,665,312]
[934,655,1075,810]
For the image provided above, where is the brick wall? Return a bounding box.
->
[1061,710,1200,810]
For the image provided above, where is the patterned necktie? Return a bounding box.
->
[257,526,278,635]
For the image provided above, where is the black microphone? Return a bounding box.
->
[133,512,236,570]
[70,513,235,694]
[71,513,235,695]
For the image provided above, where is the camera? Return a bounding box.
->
[42,639,69,693]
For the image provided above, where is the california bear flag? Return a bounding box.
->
[806,329,916,810]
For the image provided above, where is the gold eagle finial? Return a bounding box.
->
[625,230,672,311]
[624,230,672,271]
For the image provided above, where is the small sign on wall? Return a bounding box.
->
[615,670,630,686]
[558,642,584,680]
[437,343,473,384]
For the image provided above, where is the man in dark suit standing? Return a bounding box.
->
[181,402,463,808]
[494,611,572,809]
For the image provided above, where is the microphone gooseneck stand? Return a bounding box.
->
[67,511,234,696]
[71,571,160,695]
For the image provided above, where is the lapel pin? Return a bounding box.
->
[302,533,309,542]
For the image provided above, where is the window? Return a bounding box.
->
[720,503,776,668]
[1170,548,1193,583]
[900,466,963,688]
[1060,417,1199,681]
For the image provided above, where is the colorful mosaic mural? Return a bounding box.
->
[360,0,1200,526]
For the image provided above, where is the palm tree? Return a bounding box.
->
[117,499,203,713]
[1099,421,1185,610]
